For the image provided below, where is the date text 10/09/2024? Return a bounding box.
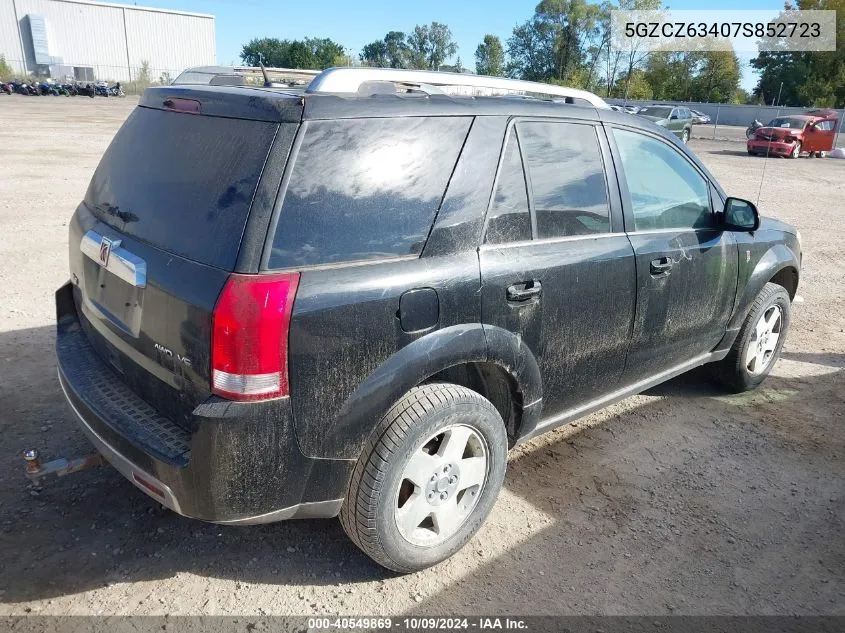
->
[307,618,529,630]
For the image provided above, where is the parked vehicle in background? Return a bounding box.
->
[747,113,839,158]
[53,68,800,573]
[623,105,639,114]
[636,105,694,143]
[690,109,711,125]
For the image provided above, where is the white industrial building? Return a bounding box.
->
[0,0,215,81]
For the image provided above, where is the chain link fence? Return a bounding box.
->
[0,58,183,94]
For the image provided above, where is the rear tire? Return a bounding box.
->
[710,283,791,392]
[339,383,508,573]
[681,129,689,144]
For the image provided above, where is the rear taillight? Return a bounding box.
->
[211,272,300,401]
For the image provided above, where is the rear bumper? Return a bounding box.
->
[55,281,353,524]
[747,139,796,155]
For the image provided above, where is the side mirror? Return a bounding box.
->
[670,114,678,120]
[723,197,760,231]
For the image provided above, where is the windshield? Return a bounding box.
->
[638,106,672,118]
[767,117,807,130]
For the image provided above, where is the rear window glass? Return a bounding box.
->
[85,107,278,269]
[268,116,471,269]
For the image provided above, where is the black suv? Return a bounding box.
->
[55,70,801,573]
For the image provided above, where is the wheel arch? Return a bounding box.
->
[728,244,800,333]
[320,324,543,461]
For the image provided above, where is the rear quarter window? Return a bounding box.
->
[268,116,471,269]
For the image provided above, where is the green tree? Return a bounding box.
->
[360,40,389,67]
[306,37,345,69]
[240,37,291,67]
[286,40,315,69]
[752,0,845,107]
[406,25,430,69]
[614,0,662,100]
[427,22,458,70]
[385,31,410,68]
[403,23,458,70]
[0,54,13,80]
[506,0,605,86]
[137,59,153,87]
[617,68,653,99]
[240,37,345,70]
[642,51,699,101]
[361,31,411,68]
[690,50,741,103]
[475,34,505,76]
[507,17,555,80]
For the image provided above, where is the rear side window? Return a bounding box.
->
[85,107,280,269]
[268,117,471,268]
[518,121,610,238]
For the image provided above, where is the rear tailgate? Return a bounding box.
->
[68,87,301,428]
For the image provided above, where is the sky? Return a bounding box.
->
[130,0,786,91]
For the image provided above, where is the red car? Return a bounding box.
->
[747,113,839,158]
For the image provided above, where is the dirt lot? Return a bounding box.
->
[0,96,842,617]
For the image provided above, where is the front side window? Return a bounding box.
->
[518,121,610,238]
[613,128,712,231]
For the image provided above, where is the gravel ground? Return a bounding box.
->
[0,96,843,617]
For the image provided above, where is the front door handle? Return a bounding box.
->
[650,257,673,276]
[507,280,542,302]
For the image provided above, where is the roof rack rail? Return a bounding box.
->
[305,67,610,108]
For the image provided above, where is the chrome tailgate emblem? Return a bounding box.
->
[99,237,113,266]
[80,230,146,288]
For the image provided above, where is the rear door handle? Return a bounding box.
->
[507,280,542,302]
[650,257,673,276]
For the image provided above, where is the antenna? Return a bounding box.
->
[259,56,271,88]
[755,104,783,207]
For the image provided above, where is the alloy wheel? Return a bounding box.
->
[745,305,782,375]
[394,424,488,546]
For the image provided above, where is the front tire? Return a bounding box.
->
[681,129,689,144]
[790,142,802,158]
[711,282,791,392]
[339,383,507,573]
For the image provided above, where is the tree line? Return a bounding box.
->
[240,0,844,107]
